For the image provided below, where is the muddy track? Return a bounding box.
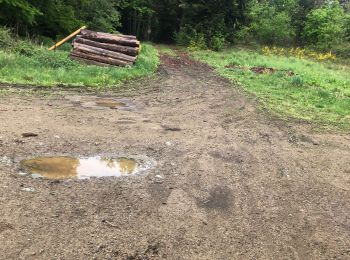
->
[0,54,349,260]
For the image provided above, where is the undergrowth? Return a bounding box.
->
[192,48,350,130]
[0,27,159,88]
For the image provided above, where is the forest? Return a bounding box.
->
[1,0,349,54]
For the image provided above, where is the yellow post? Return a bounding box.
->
[49,26,87,51]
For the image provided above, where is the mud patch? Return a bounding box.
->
[198,186,233,211]
[225,64,295,76]
[0,222,14,233]
[19,156,153,180]
[66,96,136,111]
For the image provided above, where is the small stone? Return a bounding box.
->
[165,141,173,146]
[31,173,43,179]
[0,156,12,166]
[14,139,25,144]
[22,133,38,138]
[21,187,35,192]
[155,175,164,179]
[312,140,320,145]
[18,172,27,176]
[54,135,60,139]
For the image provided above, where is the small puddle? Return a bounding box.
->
[94,99,126,109]
[66,96,135,111]
[19,156,151,180]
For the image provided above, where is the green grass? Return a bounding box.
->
[155,44,178,57]
[0,29,159,88]
[192,48,350,130]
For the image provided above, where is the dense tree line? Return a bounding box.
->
[0,0,349,52]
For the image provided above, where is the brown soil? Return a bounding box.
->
[0,53,349,260]
[225,64,295,76]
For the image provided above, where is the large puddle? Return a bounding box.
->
[19,156,152,180]
[66,96,135,111]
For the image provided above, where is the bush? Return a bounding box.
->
[303,1,347,51]
[0,27,15,49]
[12,40,40,56]
[37,36,55,47]
[333,42,350,59]
[176,25,207,50]
[188,33,207,51]
[235,26,252,43]
[245,2,295,45]
[290,75,304,87]
[209,34,226,51]
[35,50,75,69]
[175,24,196,46]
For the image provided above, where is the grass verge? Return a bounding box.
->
[192,48,350,130]
[155,44,178,57]
[0,28,159,88]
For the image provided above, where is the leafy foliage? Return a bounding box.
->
[246,1,295,45]
[0,0,41,26]
[303,1,347,50]
[0,0,349,52]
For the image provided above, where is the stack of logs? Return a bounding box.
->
[70,29,140,67]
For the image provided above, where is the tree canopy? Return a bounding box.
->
[0,0,349,51]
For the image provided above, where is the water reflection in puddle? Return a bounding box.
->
[66,96,135,111]
[20,156,150,180]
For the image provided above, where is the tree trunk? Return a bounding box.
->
[70,50,132,67]
[73,43,137,63]
[70,55,111,67]
[80,29,140,47]
[84,30,137,40]
[74,37,139,56]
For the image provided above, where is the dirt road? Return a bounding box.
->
[0,53,349,259]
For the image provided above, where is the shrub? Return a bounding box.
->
[0,27,15,49]
[35,50,75,69]
[303,1,347,51]
[246,2,295,45]
[188,33,207,51]
[235,26,252,43]
[37,36,55,47]
[290,75,304,87]
[209,34,226,51]
[332,42,350,59]
[176,24,207,50]
[12,40,40,56]
[175,24,196,46]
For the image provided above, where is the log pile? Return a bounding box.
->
[70,29,140,67]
